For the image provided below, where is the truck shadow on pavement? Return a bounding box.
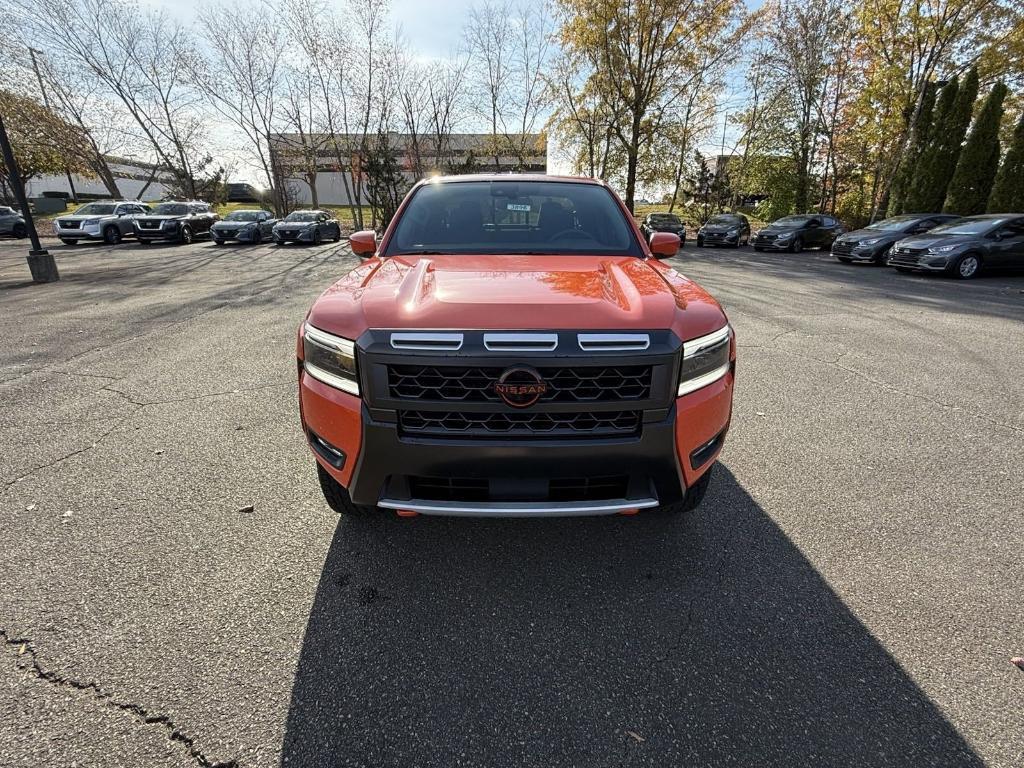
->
[279,465,981,767]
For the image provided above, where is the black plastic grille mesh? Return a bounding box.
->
[398,410,641,439]
[388,365,651,403]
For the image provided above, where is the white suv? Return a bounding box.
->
[53,201,151,245]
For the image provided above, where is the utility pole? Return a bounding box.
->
[0,111,59,282]
[28,47,78,203]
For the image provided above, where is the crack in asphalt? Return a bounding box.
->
[99,380,294,407]
[1,414,135,493]
[1,629,238,768]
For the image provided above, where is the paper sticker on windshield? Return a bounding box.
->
[506,203,531,212]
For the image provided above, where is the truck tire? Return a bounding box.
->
[316,463,376,517]
[951,252,981,279]
[180,226,193,244]
[103,225,122,244]
[654,463,715,516]
[12,222,26,238]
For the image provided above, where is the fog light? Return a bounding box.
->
[309,431,346,469]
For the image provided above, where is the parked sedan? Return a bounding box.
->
[832,214,960,264]
[210,210,277,245]
[134,201,218,244]
[753,214,844,252]
[0,205,26,238]
[696,213,751,247]
[272,210,341,245]
[53,201,151,245]
[888,214,1024,279]
[639,213,686,244]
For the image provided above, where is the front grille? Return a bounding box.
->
[550,475,629,501]
[218,229,238,238]
[279,230,297,238]
[138,220,160,229]
[890,247,926,265]
[408,476,489,501]
[832,240,855,255]
[388,365,652,403]
[60,220,81,229]
[397,409,642,439]
[755,233,777,243]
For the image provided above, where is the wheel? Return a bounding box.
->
[837,256,852,263]
[103,225,122,244]
[951,252,981,279]
[252,229,262,244]
[696,238,704,247]
[12,222,26,238]
[316,462,376,516]
[332,226,341,243]
[789,236,803,253]
[753,246,763,252]
[655,463,715,516]
[313,228,323,246]
[60,238,78,245]
[180,226,193,244]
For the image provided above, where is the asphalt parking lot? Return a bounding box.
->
[1,237,1022,767]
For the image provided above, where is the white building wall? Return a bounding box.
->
[25,161,174,202]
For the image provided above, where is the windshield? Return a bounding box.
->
[76,203,116,216]
[384,180,642,256]
[0,207,15,215]
[865,215,922,231]
[285,211,319,222]
[772,215,812,227]
[225,211,262,222]
[650,214,681,224]
[707,215,740,226]
[929,217,1004,236]
[152,203,189,215]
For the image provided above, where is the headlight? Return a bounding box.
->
[678,325,731,397]
[928,244,960,253]
[303,324,359,395]
[859,237,882,246]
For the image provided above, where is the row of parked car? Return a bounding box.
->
[46,200,343,246]
[640,210,1024,279]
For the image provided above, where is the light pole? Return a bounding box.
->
[0,111,59,283]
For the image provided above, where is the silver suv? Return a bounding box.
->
[53,201,152,245]
[0,205,26,238]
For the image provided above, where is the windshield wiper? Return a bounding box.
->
[392,250,449,255]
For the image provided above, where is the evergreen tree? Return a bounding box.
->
[945,82,1008,215]
[907,68,979,212]
[888,83,937,216]
[988,110,1024,213]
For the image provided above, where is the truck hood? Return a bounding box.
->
[57,214,110,223]
[306,255,728,341]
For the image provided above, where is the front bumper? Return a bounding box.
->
[699,232,740,246]
[752,237,792,251]
[298,329,734,516]
[274,228,314,243]
[135,224,184,241]
[54,224,104,240]
[832,242,886,261]
[212,228,260,243]
[888,250,951,271]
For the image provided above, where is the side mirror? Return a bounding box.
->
[649,231,680,257]
[349,229,377,257]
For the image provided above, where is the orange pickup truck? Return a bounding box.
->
[297,175,734,518]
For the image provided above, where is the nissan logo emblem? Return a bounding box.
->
[493,366,547,408]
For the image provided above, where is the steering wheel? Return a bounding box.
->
[549,228,598,242]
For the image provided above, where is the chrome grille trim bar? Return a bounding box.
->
[390,332,464,351]
[577,333,651,351]
[482,333,558,351]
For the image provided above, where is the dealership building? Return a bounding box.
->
[269,132,547,206]
[23,155,176,202]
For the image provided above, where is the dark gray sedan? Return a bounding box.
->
[0,205,26,238]
[272,210,342,245]
[888,214,1024,279]
[211,210,277,245]
[832,214,960,264]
